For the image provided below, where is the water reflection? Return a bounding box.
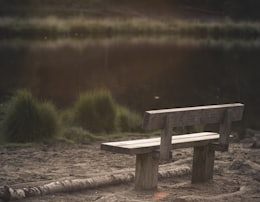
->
[1,37,260,49]
[0,37,259,127]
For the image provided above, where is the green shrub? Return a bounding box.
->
[37,101,60,139]
[60,108,74,126]
[73,89,117,133]
[116,106,142,132]
[2,90,59,143]
[62,126,102,144]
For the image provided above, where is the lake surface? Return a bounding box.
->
[0,38,259,128]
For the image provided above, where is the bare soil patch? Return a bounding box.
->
[1,140,260,202]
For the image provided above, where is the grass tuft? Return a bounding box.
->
[2,89,59,143]
[0,88,144,145]
[116,106,142,132]
[73,89,117,133]
[62,126,104,144]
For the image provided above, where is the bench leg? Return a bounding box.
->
[191,145,215,184]
[135,152,159,190]
[160,116,172,162]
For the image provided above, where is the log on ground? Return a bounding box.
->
[0,166,191,201]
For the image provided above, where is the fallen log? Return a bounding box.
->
[0,166,191,201]
[177,186,250,201]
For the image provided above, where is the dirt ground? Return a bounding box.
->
[1,139,260,202]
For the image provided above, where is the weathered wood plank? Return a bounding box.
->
[192,145,215,183]
[135,152,159,190]
[219,109,232,150]
[143,103,244,131]
[101,132,219,155]
[102,132,218,147]
[102,133,219,149]
[160,116,172,161]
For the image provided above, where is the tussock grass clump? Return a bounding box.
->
[73,89,117,133]
[116,106,142,132]
[60,108,74,126]
[72,89,143,134]
[62,126,104,144]
[2,90,59,143]
[1,88,143,144]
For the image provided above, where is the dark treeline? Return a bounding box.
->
[172,0,260,20]
[1,0,260,20]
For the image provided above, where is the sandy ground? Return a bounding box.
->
[0,139,260,202]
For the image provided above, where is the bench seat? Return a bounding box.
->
[101,132,220,155]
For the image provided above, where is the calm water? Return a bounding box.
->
[0,38,259,128]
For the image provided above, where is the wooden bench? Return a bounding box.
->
[101,103,244,190]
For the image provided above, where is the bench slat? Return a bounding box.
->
[101,132,219,155]
[143,103,244,131]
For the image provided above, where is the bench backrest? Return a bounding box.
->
[143,103,244,131]
[143,103,244,159]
